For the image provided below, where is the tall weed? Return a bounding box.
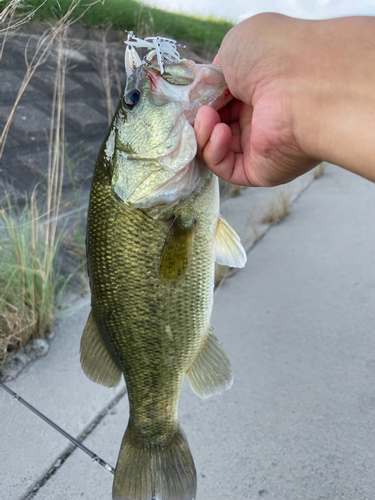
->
[0,0,98,368]
[64,142,89,294]
[0,191,66,368]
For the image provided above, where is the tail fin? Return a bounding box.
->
[113,425,197,500]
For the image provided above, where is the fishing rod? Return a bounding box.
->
[0,382,115,474]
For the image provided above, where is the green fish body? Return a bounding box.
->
[80,58,246,500]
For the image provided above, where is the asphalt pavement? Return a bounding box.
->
[1,163,375,500]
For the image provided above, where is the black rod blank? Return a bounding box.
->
[0,382,115,474]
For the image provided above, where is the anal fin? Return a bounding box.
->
[214,214,247,268]
[80,310,122,387]
[187,327,233,399]
[160,216,196,280]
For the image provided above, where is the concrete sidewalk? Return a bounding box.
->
[1,164,375,500]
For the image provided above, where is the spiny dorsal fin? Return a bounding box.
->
[213,214,247,268]
[160,216,196,280]
[80,310,122,388]
[187,327,233,400]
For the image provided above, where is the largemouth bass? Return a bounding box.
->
[80,37,246,500]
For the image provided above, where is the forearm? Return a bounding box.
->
[198,14,375,187]
[294,17,375,182]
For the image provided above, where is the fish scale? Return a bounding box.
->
[88,144,216,436]
[80,56,246,500]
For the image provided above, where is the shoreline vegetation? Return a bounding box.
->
[0,0,84,371]
[2,0,234,48]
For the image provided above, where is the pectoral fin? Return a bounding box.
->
[214,214,247,268]
[160,216,196,280]
[187,327,233,399]
[80,310,122,387]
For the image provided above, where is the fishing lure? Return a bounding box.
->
[124,31,186,76]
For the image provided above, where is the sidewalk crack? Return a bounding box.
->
[22,386,126,499]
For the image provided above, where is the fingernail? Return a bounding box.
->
[194,117,200,133]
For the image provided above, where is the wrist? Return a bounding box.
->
[293,17,375,181]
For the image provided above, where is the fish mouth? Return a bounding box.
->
[111,60,231,211]
[191,64,232,111]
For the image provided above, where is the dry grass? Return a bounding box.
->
[0,192,58,368]
[111,51,123,98]
[0,0,95,160]
[0,0,47,33]
[314,162,327,179]
[133,5,155,41]
[92,5,156,124]
[0,27,69,369]
[0,0,98,369]
[219,179,244,200]
[63,142,89,295]
[0,0,47,60]
[262,189,292,225]
[93,24,116,124]
[251,224,262,244]
[225,184,243,198]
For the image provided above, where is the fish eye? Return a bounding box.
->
[125,89,141,106]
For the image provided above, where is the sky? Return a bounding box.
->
[140,0,375,23]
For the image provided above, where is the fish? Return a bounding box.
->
[80,36,247,500]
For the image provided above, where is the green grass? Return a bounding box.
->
[0,192,66,369]
[9,0,234,47]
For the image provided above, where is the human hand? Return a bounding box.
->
[195,14,322,187]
